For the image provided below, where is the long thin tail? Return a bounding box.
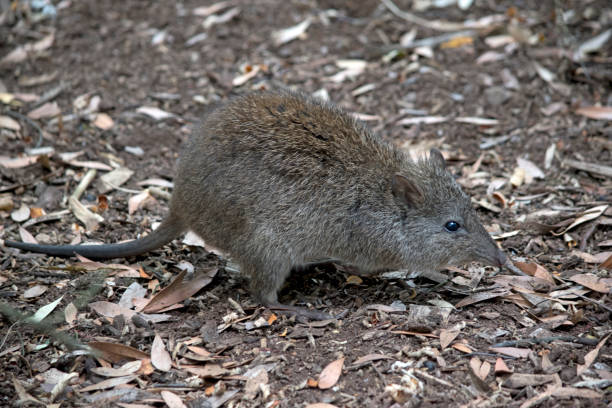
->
[4,218,184,260]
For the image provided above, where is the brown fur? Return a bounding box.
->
[5,90,506,305]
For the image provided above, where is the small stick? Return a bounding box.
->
[575,294,612,314]
[71,169,97,200]
[564,159,612,178]
[492,336,599,348]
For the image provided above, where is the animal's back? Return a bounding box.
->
[171,91,407,264]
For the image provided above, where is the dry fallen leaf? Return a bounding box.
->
[489,347,531,359]
[455,287,510,308]
[306,404,339,408]
[0,194,14,211]
[469,357,490,381]
[19,226,37,244]
[0,32,55,65]
[202,7,241,29]
[533,61,555,82]
[0,115,21,131]
[183,364,229,379]
[128,189,157,215]
[451,342,473,353]
[455,117,499,126]
[318,357,344,389]
[502,373,559,388]
[551,205,608,236]
[78,375,136,392]
[574,29,612,61]
[398,116,448,125]
[88,342,150,363]
[351,354,392,367]
[601,254,612,270]
[142,268,217,313]
[476,50,505,64]
[27,102,61,119]
[93,113,114,130]
[138,178,174,188]
[571,250,612,264]
[516,157,545,183]
[0,155,40,169]
[513,261,555,285]
[494,357,512,374]
[161,391,187,408]
[272,18,311,46]
[11,205,30,222]
[439,329,460,349]
[346,275,363,285]
[98,167,134,194]
[244,367,269,399]
[136,106,175,120]
[440,35,473,48]
[484,34,515,48]
[69,196,103,231]
[509,166,525,187]
[193,1,232,17]
[29,207,44,218]
[575,106,612,120]
[577,334,610,376]
[89,301,136,319]
[328,59,367,83]
[568,273,612,294]
[91,361,142,378]
[23,285,48,299]
[151,334,172,372]
[552,387,602,399]
[64,302,78,326]
[11,377,42,405]
[232,65,261,87]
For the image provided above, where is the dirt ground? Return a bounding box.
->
[1,0,611,407]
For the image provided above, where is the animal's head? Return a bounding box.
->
[391,149,506,271]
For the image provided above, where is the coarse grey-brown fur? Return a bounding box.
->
[5,90,506,306]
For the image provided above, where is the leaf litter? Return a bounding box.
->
[1,1,611,407]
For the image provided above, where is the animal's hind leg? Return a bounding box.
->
[241,257,332,321]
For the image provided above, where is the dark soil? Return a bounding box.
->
[1,0,611,407]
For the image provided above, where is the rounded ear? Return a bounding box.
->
[392,174,424,207]
[429,148,446,169]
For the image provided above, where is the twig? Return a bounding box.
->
[2,109,45,148]
[71,169,97,200]
[381,0,461,31]
[381,0,504,32]
[396,30,477,50]
[0,321,19,354]
[564,159,612,178]
[22,210,70,228]
[463,352,517,359]
[413,368,457,388]
[30,81,69,109]
[492,336,599,348]
[413,368,473,399]
[575,294,612,314]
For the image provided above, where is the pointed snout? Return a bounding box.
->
[475,246,507,268]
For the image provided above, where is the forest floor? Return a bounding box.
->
[0,0,611,407]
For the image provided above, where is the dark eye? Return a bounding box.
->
[445,221,460,232]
